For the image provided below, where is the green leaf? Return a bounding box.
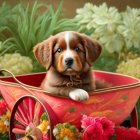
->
[0,0,76,72]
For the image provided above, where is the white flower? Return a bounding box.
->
[75,3,123,53]
[4,120,9,126]
[0,53,33,76]
[92,3,121,27]
[76,3,95,23]
[118,7,140,49]
[75,3,95,31]
[53,128,59,136]
[99,33,124,53]
[75,3,140,54]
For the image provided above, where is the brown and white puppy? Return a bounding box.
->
[33,31,102,101]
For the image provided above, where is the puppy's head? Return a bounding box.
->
[33,31,101,75]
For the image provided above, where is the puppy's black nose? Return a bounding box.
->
[65,58,73,67]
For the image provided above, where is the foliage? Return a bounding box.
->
[118,7,140,49]
[75,3,122,53]
[75,3,140,54]
[0,53,33,76]
[0,0,76,56]
[116,57,140,79]
[0,2,12,30]
[94,49,120,72]
[75,3,140,72]
[0,0,77,72]
[0,133,9,140]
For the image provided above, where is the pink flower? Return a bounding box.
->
[83,124,103,140]
[0,100,7,116]
[81,115,95,129]
[100,117,115,136]
[43,135,50,140]
[81,115,115,140]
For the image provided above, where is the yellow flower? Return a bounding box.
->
[22,136,31,140]
[2,110,10,120]
[6,110,11,119]
[0,109,10,134]
[37,120,49,135]
[59,128,74,139]
[53,123,80,140]
[0,119,8,133]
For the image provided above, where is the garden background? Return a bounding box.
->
[0,0,140,139]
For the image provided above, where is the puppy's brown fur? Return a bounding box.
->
[34,31,107,100]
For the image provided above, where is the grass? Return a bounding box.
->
[0,0,77,57]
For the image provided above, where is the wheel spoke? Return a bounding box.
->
[12,128,25,134]
[34,102,44,126]
[25,98,36,122]
[14,123,25,130]
[15,113,28,126]
[22,99,31,122]
[18,103,29,123]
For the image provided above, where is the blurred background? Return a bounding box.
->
[0,0,140,17]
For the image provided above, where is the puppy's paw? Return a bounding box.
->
[69,89,89,101]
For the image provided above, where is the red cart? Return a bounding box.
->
[0,69,140,140]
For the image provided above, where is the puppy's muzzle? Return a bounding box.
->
[65,57,74,67]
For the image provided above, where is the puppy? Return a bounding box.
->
[33,31,103,101]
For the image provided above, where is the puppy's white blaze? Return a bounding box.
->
[63,32,74,65]
[65,32,73,50]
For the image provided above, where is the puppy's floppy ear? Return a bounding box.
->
[82,35,102,66]
[33,36,56,70]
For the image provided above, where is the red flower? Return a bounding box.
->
[81,115,115,140]
[136,130,140,139]
[115,126,140,140]
[115,126,126,140]
[0,100,7,116]
[125,127,138,140]
[100,117,115,137]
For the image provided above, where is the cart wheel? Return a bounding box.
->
[9,95,58,140]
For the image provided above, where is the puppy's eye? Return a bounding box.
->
[75,47,80,52]
[57,48,62,53]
